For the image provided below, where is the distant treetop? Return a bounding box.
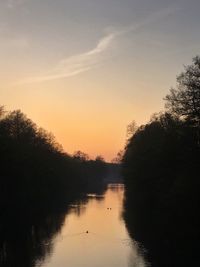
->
[165,55,200,126]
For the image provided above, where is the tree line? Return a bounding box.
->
[0,108,117,214]
[123,56,200,266]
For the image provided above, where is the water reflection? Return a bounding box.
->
[41,183,147,267]
[0,184,148,267]
[0,209,67,267]
[128,242,149,267]
[123,182,200,267]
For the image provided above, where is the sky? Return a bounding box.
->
[0,0,200,161]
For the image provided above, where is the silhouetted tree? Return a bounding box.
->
[123,56,200,267]
[0,108,110,212]
[0,106,119,266]
[111,150,124,164]
[165,56,200,126]
[95,155,105,162]
[73,150,90,161]
[0,106,4,118]
[126,120,137,139]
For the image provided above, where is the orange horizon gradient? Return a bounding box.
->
[1,66,167,162]
[1,89,164,162]
[0,82,166,162]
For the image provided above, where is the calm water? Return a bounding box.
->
[38,184,147,267]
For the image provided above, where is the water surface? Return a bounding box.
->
[39,184,147,267]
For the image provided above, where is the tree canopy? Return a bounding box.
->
[0,107,112,212]
[123,56,200,267]
[165,56,200,126]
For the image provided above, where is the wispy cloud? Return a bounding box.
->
[19,32,116,84]
[17,5,179,84]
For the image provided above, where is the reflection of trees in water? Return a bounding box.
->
[87,194,105,202]
[123,192,200,267]
[69,184,108,218]
[128,246,149,267]
[107,183,124,192]
[123,208,150,267]
[121,219,149,267]
[0,182,120,267]
[0,209,67,267]
[69,199,88,217]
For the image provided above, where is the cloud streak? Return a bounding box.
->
[19,32,116,84]
[18,5,178,84]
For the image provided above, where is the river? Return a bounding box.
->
[37,184,147,267]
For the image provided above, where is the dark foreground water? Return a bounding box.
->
[0,184,148,267]
[38,184,147,267]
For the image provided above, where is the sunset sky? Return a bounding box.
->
[0,0,200,161]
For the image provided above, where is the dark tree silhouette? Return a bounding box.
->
[0,108,112,213]
[165,56,200,126]
[126,120,137,139]
[111,150,124,164]
[0,107,121,266]
[73,150,90,161]
[123,56,200,267]
[95,155,105,162]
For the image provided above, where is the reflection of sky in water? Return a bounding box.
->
[40,184,147,267]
